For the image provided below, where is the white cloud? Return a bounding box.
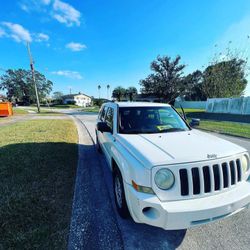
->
[0,27,5,37]
[35,33,49,42]
[51,70,83,79]
[19,3,29,12]
[19,0,81,27]
[52,0,81,27]
[215,15,250,96]
[1,22,32,42]
[215,15,250,59]
[19,0,50,12]
[41,0,51,5]
[66,42,86,51]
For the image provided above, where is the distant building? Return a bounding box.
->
[0,94,6,102]
[62,93,92,107]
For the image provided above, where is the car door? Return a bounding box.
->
[102,107,115,166]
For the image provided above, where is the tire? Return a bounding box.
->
[113,168,130,218]
[96,132,102,153]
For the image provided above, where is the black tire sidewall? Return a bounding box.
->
[113,169,130,218]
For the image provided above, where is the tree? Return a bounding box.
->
[98,85,101,99]
[0,69,53,104]
[52,91,63,104]
[53,91,63,100]
[107,84,110,99]
[181,70,206,101]
[202,58,247,98]
[139,55,185,103]
[126,87,138,101]
[112,86,126,101]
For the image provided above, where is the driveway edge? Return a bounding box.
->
[68,116,124,250]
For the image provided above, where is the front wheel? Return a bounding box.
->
[113,169,130,218]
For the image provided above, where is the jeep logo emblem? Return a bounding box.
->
[207,154,217,159]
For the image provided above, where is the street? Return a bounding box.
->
[71,112,250,250]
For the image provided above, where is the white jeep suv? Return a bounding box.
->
[95,102,250,229]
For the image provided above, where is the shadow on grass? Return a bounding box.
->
[0,142,78,249]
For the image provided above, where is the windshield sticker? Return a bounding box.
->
[156,125,172,131]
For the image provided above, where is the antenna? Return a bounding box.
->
[27,42,40,113]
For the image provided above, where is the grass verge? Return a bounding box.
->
[50,104,80,109]
[81,106,100,113]
[13,108,29,115]
[0,119,78,249]
[198,120,250,138]
[36,110,64,116]
[176,108,205,114]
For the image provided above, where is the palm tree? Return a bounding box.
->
[126,87,138,101]
[107,84,110,100]
[98,85,101,99]
[112,86,126,101]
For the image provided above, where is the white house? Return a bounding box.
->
[0,94,6,102]
[62,93,92,107]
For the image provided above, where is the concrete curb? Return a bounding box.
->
[67,116,91,250]
[68,116,123,250]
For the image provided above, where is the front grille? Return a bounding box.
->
[179,159,242,196]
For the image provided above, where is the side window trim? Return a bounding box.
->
[100,106,108,121]
[105,107,114,133]
[98,107,103,120]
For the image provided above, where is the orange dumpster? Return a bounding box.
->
[0,102,13,117]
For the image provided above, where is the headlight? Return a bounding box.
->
[155,168,175,190]
[242,155,250,173]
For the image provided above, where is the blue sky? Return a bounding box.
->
[1,0,250,98]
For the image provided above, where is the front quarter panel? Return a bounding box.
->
[111,138,151,188]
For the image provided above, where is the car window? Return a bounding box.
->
[105,107,114,132]
[119,107,189,134]
[99,106,108,121]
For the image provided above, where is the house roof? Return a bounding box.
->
[62,93,92,99]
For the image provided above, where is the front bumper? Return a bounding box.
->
[125,181,250,230]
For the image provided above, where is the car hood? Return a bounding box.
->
[116,129,246,169]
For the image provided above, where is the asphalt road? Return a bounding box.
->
[71,112,250,250]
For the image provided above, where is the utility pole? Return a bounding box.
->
[27,42,40,113]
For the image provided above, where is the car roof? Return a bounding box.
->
[117,102,170,107]
[103,102,171,108]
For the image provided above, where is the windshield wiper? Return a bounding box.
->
[158,128,186,133]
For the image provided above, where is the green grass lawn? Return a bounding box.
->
[36,110,64,116]
[175,108,205,114]
[0,119,78,249]
[198,120,250,138]
[50,104,80,109]
[81,106,100,112]
[13,107,29,115]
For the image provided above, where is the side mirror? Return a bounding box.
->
[189,118,200,127]
[97,121,112,133]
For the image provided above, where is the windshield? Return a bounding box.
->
[118,106,190,134]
